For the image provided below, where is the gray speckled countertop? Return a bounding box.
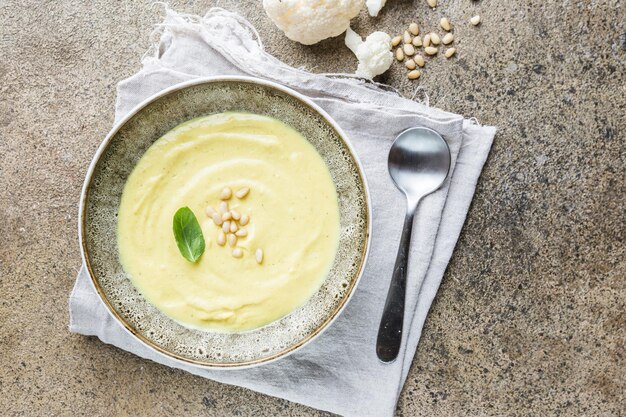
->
[1,1,624,416]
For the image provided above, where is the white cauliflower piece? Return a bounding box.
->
[345,27,393,79]
[263,0,364,45]
[366,0,388,17]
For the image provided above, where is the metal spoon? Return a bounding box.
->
[376,127,451,362]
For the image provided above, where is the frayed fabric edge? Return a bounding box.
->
[141,3,431,107]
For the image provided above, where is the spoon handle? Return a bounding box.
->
[376,206,416,362]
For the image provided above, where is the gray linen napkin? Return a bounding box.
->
[70,7,496,417]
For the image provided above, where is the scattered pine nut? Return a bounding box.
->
[425,46,438,55]
[423,34,431,48]
[255,248,264,264]
[444,47,456,58]
[412,36,422,47]
[403,31,412,44]
[230,221,238,233]
[220,187,232,200]
[403,44,415,56]
[430,32,441,45]
[407,70,421,80]
[470,15,481,26]
[227,233,237,247]
[427,0,437,9]
[232,248,243,258]
[239,214,250,226]
[221,211,232,221]
[235,228,248,237]
[440,17,451,31]
[442,33,454,45]
[235,187,250,199]
[405,59,417,70]
[414,55,425,67]
[205,206,217,217]
[396,47,405,61]
[230,209,241,221]
[217,231,226,246]
[409,23,419,36]
[391,35,402,46]
[222,220,231,233]
[212,213,224,226]
[219,201,229,214]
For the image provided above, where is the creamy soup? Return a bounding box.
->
[117,112,340,332]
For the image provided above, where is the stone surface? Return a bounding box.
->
[1,0,624,416]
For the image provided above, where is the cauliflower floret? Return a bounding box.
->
[345,27,393,79]
[366,0,388,17]
[263,0,364,45]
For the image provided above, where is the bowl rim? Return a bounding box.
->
[78,76,372,369]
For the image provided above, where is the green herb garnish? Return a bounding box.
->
[172,207,205,263]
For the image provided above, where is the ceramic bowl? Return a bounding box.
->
[80,77,370,368]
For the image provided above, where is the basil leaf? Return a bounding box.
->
[172,207,205,263]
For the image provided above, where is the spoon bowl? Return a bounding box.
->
[377,127,451,362]
[388,127,451,205]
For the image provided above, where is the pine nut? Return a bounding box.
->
[217,231,226,246]
[440,17,451,31]
[470,15,481,26]
[407,70,421,80]
[391,35,402,46]
[414,55,425,67]
[222,220,231,233]
[227,233,237,247]
[442,33,454,45]
[403,44,415,56]
[425,46,438,55]
[232,248,243,258]
[405,59,416,70]
[212,213,224,226]
[239,214,250,226]
[230,209,241,221]
[409,23,419,36]
[423,34,431,48]
[235,228,248,237]
[230,221,238,233]
[235,187,250,199]
[444,47,456,58]
[222,211,232,221]
[403,31,412,44]
[219,201,229,214]
[430,32,441,45]
[396,47,405,61]
[427,0,437,8]
[412,36,422,47]
[255,248,264,264]
[220,187,232,200]
[205,206,216,217]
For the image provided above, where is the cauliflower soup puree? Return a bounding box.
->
[117,112,340,332]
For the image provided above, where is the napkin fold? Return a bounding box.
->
[70,7,496,417]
